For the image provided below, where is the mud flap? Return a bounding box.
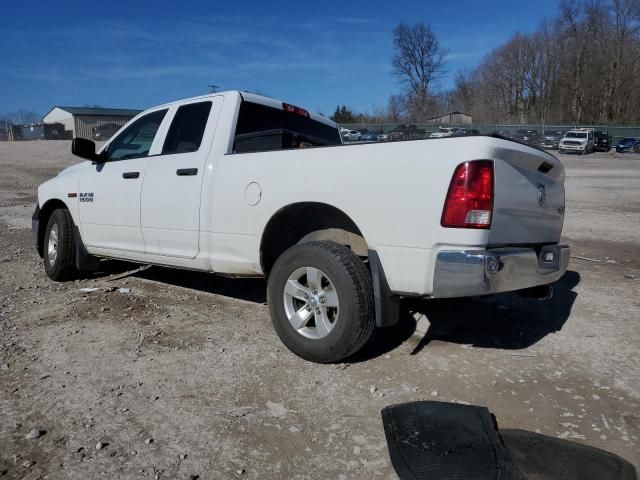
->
[381,401,637,480]
[368,250,400,328]
[502,429,637,480]
[74,226,100,271]
[382,401,516,480]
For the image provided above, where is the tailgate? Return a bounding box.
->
[488,144,565,246]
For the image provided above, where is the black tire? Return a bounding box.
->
[267,241,375,363]
[43,208,76,281]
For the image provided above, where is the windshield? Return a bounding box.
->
[566,132,587,139]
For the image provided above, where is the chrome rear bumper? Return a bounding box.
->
[432,245,570,298]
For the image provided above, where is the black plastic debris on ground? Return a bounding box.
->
[381,401,637,480]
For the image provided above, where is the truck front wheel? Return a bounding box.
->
[267,241,374,363]
[43,208,77,281]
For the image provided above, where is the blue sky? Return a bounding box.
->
[0,0,561,118]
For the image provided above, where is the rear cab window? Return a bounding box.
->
[233,100,341,153]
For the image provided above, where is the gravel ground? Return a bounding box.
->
[0,141,638,479]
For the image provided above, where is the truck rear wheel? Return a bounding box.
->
[267,241,374,363]
[43,208,77,281]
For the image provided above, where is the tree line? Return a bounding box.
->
[332,0,640,125]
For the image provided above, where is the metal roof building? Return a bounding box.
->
[426,111,473,125]
[42,106,142,140]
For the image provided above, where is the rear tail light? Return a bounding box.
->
[441,160,494,228]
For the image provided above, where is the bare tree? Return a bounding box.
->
[13,110,40,125]
[392,22,447,120]
[603,0,640,121]
[387,0,640,125]
[446,70,476,115]
[441,0,640,124]
[386,94,406,122]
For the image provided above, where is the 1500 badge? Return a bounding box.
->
[79,192,94,203]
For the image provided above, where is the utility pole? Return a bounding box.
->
[208,84,220,93]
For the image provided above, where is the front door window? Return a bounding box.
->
[107,109,167,161]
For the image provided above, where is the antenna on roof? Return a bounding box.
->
[208,84,220,93]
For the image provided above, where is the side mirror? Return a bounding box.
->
[72,137,104,162]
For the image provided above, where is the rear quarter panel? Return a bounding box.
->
[201,136,499,294]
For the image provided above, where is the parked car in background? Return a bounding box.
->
[452,128,480,137]
[92,123,122,141]
[491,130,513,139]
[377,132,391,142]
[389,124,426,141]
[360,130,382,142]
[615,137,640,153]
[559,129,594,155]
[513,129,540,145]
[594,131,612,152]
[538,130,566,150]
[341,129,361,142]
[430,127,463,138]
[20,123,66,141]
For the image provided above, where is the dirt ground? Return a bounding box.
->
[0,141,638,479]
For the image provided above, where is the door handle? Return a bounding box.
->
[122,172,140,179]
[176,168,198,176]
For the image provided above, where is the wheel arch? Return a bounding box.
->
[259,202,367,276]
[36,198,70,257]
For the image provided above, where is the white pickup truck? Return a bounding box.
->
[558,129,595,155]
[429,127,462,138]
[33,91,569,363]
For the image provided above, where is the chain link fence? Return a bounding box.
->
[340,123,640,145]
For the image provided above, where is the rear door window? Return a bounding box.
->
[162,101,213,155]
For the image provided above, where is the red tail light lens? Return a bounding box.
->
[441,160,494,228]
[282,103,310,117]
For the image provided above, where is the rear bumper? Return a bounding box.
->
[432,245,570,298]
